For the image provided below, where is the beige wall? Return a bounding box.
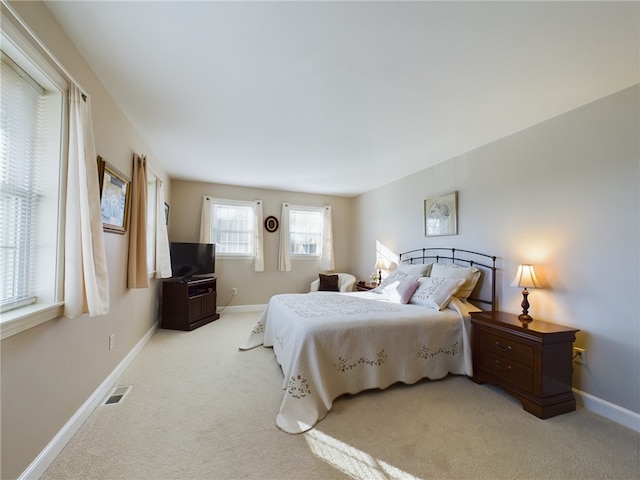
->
[351,85,640,414]
[1,2,170,478]
[169,180,353,305]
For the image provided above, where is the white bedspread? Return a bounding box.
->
[240,292,478,434]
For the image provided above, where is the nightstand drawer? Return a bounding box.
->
[478,351,533,392]
[477,331,534,367]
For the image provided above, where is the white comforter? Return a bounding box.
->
[239,291,478,434]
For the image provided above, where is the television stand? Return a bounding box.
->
[161,277,220,331]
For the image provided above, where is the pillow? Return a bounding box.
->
[429,263,481,300]
[410,277,464,310]
[387,278,420,304]
[371,268,417,293]
[398,261,433,277]
[318,274,339,292]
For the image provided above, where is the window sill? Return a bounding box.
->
[0,302,64,340]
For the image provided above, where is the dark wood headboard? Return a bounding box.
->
[398,248,497,311]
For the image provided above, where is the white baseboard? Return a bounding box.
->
[19,322,158,480]
[218,304,266,313]
[574,388,640,433]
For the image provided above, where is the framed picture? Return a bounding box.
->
[424,191,457,237]
[264,215,279,233]
[97,156,131,234]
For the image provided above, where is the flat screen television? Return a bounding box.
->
[170,242,215,281]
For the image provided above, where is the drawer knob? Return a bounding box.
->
[495,360,512,371]
[495,341,512,352]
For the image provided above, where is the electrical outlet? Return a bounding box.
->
[109,334,115,351]
[573,347,586,365]
[231,288,237,295]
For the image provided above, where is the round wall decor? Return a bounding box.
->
[264,215,279,233]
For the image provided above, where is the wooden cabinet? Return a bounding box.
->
[470,311,579,419]
[161,277,220,331]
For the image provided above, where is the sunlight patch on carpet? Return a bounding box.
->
[305,429,421,480]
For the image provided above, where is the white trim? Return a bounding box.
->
[18,322,158,480]
[1,0,85,92]
[573,388,640,433]
[0,303,64,340]
[218,304,266,314]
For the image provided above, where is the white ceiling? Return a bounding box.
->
[44,1,638,197]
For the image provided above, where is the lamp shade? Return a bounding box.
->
[511,264,540,289]
[375,257,387,270]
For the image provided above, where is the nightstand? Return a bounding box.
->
[356,281,377,291]
[470,311,579,419]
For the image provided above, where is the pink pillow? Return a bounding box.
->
[388,279,420,304]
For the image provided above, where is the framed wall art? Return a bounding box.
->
[97,156,131,234]
[264,215,279,233]
[424,191,458,237]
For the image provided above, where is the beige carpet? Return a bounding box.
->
[42,311,639,480]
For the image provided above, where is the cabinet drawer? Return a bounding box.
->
[478,331,533,367]
[478,351,533,392]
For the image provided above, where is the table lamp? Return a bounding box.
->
[375,257,387,285]
[511,264,540,325]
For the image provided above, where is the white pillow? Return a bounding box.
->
[429,263,481,300]
[410,277,464,310]
[371,269,412,294]
[387,278,420,304]
[398,261,433,277]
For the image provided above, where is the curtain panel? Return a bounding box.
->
[127,154,149,288]
[199,196,213,243]
[278,202,291,271]
[253,200,264,272]
[320,205,335,271]
[63,86,109,318]
[154,179,172,278]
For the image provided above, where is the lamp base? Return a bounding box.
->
[518,313,533,327]
[519,288,532,327]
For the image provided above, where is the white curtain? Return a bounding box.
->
[320,205,335,271]
[278,202,291,272]
[154,179,172,278]
[199,196,213,243]
[64,86,109,318]
[253,200,264,272]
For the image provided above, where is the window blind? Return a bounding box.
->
[0,51,45,311]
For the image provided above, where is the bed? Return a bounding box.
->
[240,248,497,434]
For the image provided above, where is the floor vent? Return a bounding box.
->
[103,385,132,405]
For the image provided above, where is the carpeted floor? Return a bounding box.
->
[42,311,639,480]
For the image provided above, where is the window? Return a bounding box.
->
[211,200,255,256]
[289,207,324,256]
[1,18,66,322]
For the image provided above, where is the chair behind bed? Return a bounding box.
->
[399,248,497,311]
[310,273,357,292]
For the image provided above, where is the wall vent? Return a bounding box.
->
[103,385,132,405]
